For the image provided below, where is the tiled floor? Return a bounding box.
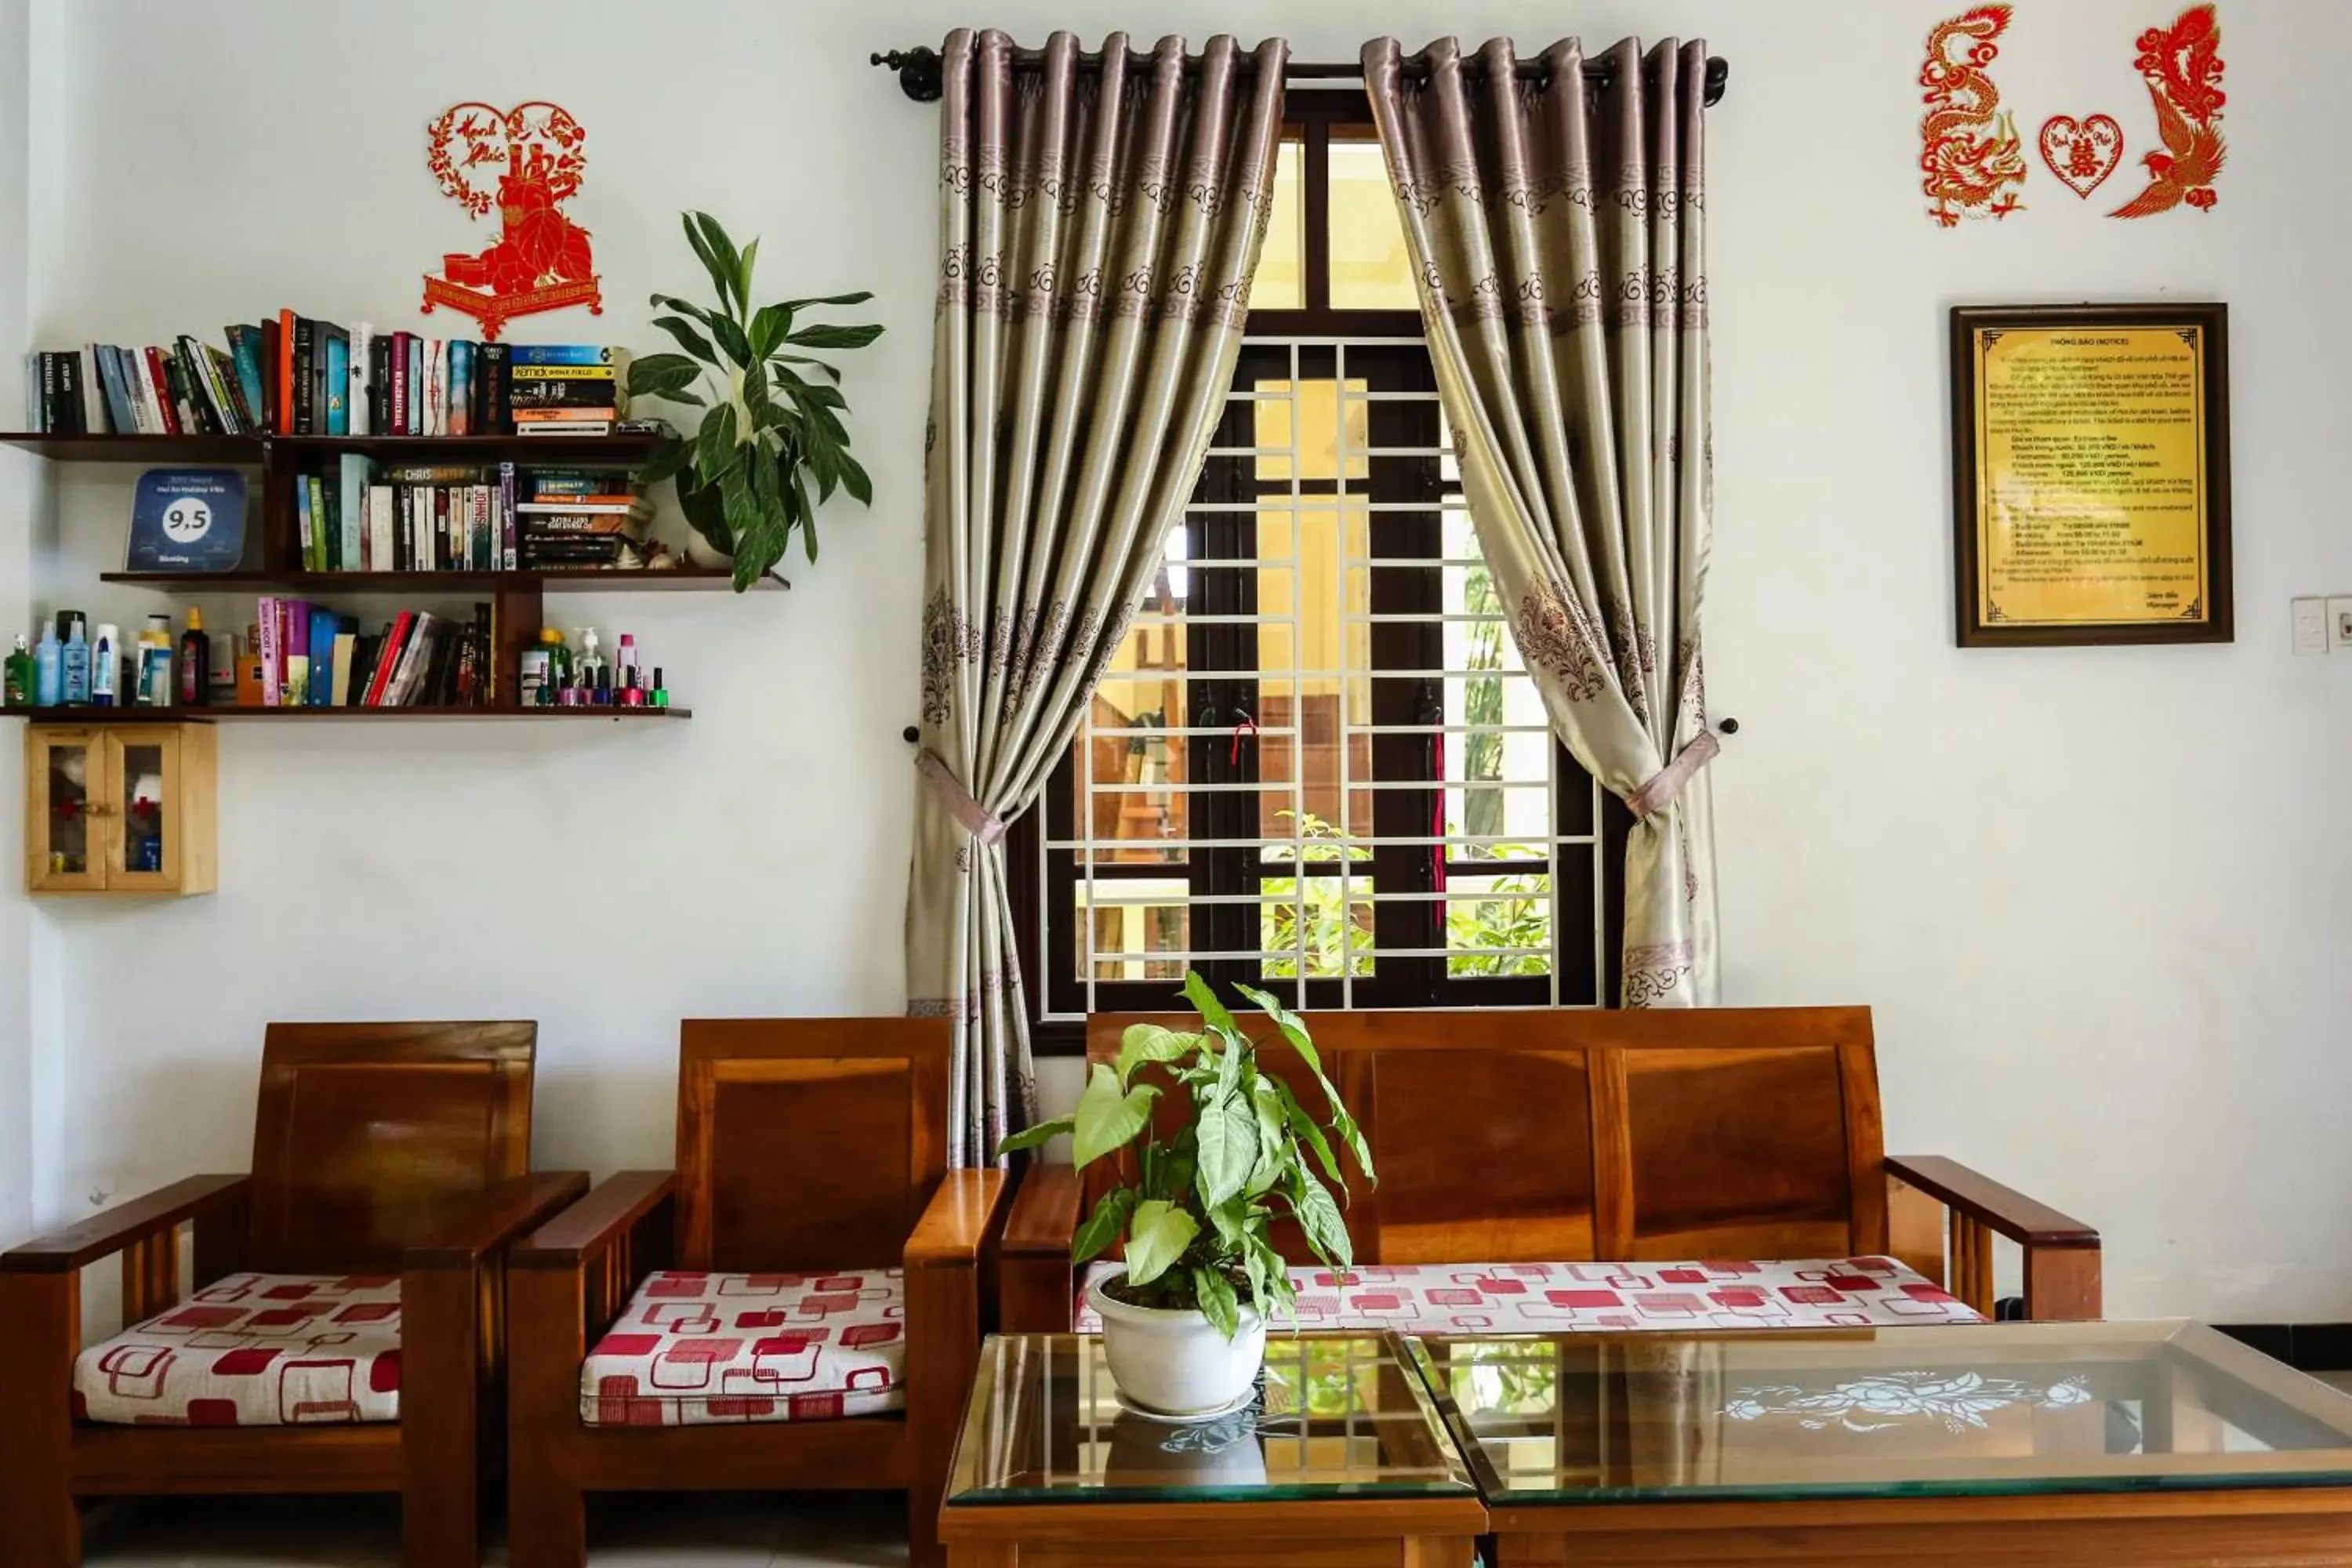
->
[77,1491,908,1567]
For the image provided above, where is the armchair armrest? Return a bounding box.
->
[906,1168,1011,1268]
[510,1171,676,1269]
[1886,1154,2100,1321]
[0,1174,249,1273]
[405,1171,591,1269]
[997,1161,1082,1333]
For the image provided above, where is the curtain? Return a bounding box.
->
[1363,36,1719,1007]
[909,29,1288,1163]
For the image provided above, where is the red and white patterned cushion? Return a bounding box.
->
[580,1269,906,1426]
[73,1272,402,1426]
[1075,1258,1980,1333]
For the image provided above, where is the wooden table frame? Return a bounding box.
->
[941,1497,1486,1568]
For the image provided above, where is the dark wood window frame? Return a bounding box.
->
[1007,93,1627,1054]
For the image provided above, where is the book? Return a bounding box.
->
[307,605,340,706]
[257,594,281,706]
[290,317,316,434]
[425,339,446,436]
[368,333,392,434]
[206,344,255,433]
[405,336,423,434]
[337,454,368,569]
[53,351,83,434]
[514,421,615,437]
[226,325,270,434]
[433,486,450,569]
[480,342,510,434]
[78,345,103,432]
[363,611,412,706]
[177,337,231,434]
[284,597,310,706]
[514,405,619,423]
[162,352,202,435]
[118,347,157,434]
[94,346,135,434]
[348,322,372,437]
[499,462,517,568]
[140,347,179,434]
[388,331,411,436]
[448,340,472,435]
[330,630,358,706]
[368,482,395,569]
[507,343,624,366]
[322,328,350,436]
[275,310,297,434]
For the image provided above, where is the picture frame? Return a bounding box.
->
[1950,303,2233,648]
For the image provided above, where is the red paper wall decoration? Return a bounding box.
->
[2111,5,2227,218]
[2038,115,2126,198]
[421,101,603,340]
[1921,6,2030,227]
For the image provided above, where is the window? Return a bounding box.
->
[1014,99,1617,1039]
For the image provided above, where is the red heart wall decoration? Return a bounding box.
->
[2039,114,2127,198]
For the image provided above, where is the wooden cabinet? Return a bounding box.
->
[25,723,216,895]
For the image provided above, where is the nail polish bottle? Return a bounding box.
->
[650,667,668,708]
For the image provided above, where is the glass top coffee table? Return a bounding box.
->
[940,1333,1484,1566]
[1405,1320,2352,1566]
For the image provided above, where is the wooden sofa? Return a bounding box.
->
[0,1021,586,1568]
[1000,1006,2099,1333]
[505,1018,1007,1568]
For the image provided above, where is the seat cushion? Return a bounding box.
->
[580,1269,906,1426]
[73,1272,402,1426]
[1075,1258,1981,1333]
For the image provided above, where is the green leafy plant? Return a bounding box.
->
[998,972,1374,1339]
[629,212,883,590]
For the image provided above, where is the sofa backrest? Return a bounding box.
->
[249,1020,536,1273]
[1082,1006,1886,1265]
[672,1017,949,1273]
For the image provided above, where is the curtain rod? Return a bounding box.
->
[869,47,1730,109]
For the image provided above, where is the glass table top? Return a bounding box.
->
[1405,1320,2352,1505]
[945,1334,1478,1505]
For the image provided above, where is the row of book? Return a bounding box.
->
[291,463,652,574]
[26,331,637,439]
[251,597,492,708]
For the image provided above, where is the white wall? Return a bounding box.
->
[17,0,2350,1322]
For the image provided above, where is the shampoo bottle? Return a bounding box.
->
[33,628,60,707]
[178,607,209,707]
[61,618,89,706]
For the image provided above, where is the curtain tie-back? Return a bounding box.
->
[1627,732,1721,821]
[917,749,1007,847]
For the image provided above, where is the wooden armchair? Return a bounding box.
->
[1001,1006,2100,1334]
[0,1021,586,1568]
[506,1018,1008,1568]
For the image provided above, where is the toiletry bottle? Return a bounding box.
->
[89,623,118,706]
[33,627,60,707]
[59,613,89,706]
[178,606,209,707]
[616,632,639,686]
[4,634,31,707]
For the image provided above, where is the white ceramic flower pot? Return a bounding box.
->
[1090,1268,1266,1417]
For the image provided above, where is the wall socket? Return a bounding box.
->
[2330,599,2352,654]
[2295,598,2330,655]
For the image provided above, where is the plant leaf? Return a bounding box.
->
[783,290,877,310]
[996,1116,1074,1156]
[648,314,718,365]
[749,302,797,361]
[1071,1062,1157,1170]
[1183,971,1240,1040]
[1234,981,1322,1079]
[695,401,740,487]
[688,212,743,314]
[1192,1265,1240,1340]
[838,451,873,507]
[1281,1087,1345,1192]
[1193,1092,1257,1208]
[706,313,755,368]
[1290,1167,1352,1272]
[777,353,844,383]
[786,322,885,350]
[637,437,693,488]
[1123,1199,1198,1288]
[1116,1024,1201,1085]
[734,236,760,317]
[1329,1102,1377,1185]
[1073,1188,1135,1263]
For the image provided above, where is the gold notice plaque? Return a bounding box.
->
[1952,304,2233,647]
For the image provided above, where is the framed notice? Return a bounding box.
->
[1951,303,2232,648]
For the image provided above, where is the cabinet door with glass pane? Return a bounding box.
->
[24,723,216,896]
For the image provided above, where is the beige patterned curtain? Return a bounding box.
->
[1363,36,1719,1007]
[909,29,1288,1163]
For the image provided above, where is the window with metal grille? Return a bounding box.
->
[1010,103,1617,1040]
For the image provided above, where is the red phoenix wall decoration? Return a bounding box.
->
[1921,6,2030,227]
[2111,5,2227,217]
[421,100,603,339]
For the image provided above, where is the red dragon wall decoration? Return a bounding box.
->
[421,100,603,340]
[2111,5,2227,218]
[1920,6,2029,227]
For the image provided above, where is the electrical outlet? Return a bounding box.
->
[2330,599,2352,654]
[2295,598,2330,655]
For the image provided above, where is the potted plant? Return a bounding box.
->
[1000,974,1375,1417]
[628,211,883,591]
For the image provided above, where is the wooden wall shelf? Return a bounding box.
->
[0,431,661,462]
[2,706,689,723]
[100,568,760,593]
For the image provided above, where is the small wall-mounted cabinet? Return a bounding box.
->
[25,724,216,895]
